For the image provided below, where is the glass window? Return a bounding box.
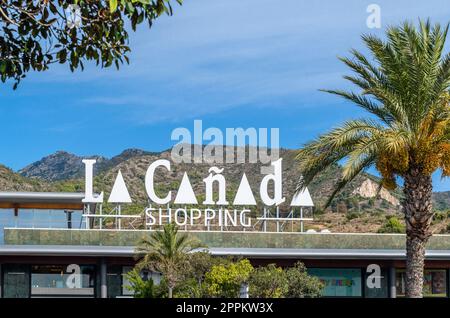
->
[308,268,362,297]
[49,210,68,228]
[107,265,122,298]
[122,266,134,296]
[15,209,34,228]
[396,269,447,297]
[0,208,84,234]
[70,211,84,229]
[31,265,96,297]
[2,264,31,298]
[0,209,15,243]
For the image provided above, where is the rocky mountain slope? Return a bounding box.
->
[19,149,153,181]
[0,165,50,192]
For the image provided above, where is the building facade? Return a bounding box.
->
[0,191,449,298]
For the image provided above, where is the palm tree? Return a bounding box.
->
[135,223,199,298]
[296,20,450,298]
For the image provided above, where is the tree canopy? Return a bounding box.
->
[0,0,182,88]
[297,20,450,208]
[134,223,199,298]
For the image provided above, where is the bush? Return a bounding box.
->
[433,211,448,224]
[440,223,450,234]
[346,212,360,221]
[439,224,450,234]
[125,268,156,298]
[314,208,325,215]
[378,216,405,233]
[380,200,390,209]
[248,264,287,298]
[204,259,253,298]
[285,262,324,298]
[336,201,348,213]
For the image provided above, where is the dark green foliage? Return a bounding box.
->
[378,216,405,233]
[0,0,182,88]
[248,264,287,298]
[284,262,324,298]
[125,267,156,298]
[432,211,448,224]
[134,223,199,297]
[346,211,360,221]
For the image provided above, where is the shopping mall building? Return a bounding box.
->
[1,191,450,298]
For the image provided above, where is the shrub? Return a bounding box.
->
[380,200,390,209]
[346,212,360,221]
[441,223,450,234]
[204,259,253,298]
[248,264,287,298]
[336,201,348,213]
[378,216,405,233]
[285,262,324,298]
[125,268,156,298]
[432,211,448,224]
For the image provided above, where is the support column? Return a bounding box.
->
[300,207,304,233]
[100,259,107,298]
[389,266,396,298]
[276,206,280,232]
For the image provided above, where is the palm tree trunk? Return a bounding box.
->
[403,166,433,298]
[168,286,173,298]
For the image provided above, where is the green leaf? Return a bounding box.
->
[109,0,118,13]
[126,1,135,13]
[0,61,6,73]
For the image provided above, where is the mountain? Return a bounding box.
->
[98,148,156,172]
[0,165,50,192]
[18,151,103,181]
[432,191,450,211]
[19,148,152,182]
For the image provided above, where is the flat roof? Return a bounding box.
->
[1,245,450,260]
[0,192,86,204]
[0,191,94,210]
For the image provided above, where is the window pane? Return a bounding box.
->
[424,270,447,297]
[122,266,134,296]
[0,209,15,243]
[2,264,31,298]
[16,210,34,228]
[396,269,447,297]
[308,268,362,297]
[49,210,68,228]
[32,210,51,228]
[31,265,95,297]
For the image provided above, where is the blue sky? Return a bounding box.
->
[2,0,450,190]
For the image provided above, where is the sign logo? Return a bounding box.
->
[81,121,314,230]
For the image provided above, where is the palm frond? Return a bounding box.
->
[297,19,450,209]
